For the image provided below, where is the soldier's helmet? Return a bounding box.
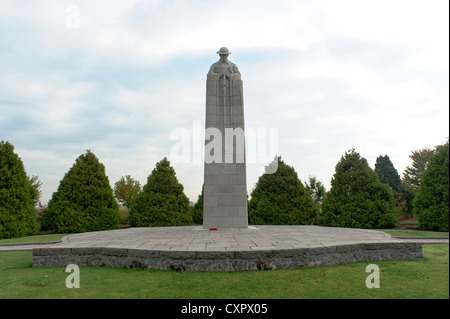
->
[217,47,231,55]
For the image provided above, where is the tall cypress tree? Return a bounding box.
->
[374,155,401,191]
[129,157,192,227]
[322,149,397,229]
[0,141,38,239]
[45,150,119,233]
[248,156,317,225]
[414,140,449,231]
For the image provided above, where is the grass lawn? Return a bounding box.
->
[0,234,67,245]
[381,230,449,237]
[0,244,447,299]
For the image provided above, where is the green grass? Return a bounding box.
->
[381,230,449,237]
[0,245,448,299]
[0,234,67,244]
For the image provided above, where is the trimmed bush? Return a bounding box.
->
[322,149,397,229]
[129,157,192,227]
[0,140,39,239]
[248,157,317,225]
[44,150,119,233]
[414,140,449,232]
[191,185,204,225]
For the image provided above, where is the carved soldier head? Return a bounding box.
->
[217,47,231,61]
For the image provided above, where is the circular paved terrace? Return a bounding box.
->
[32,225,424,271]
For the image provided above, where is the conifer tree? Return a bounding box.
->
[322,149,397,229]
[129,157,192,227]
[304,176,326,223]
[414,139,449,231]
[0,140,38,239]
[191,185,204,225]
[403,148,435,191]
[45,150,119,233]
[305,176,326,205]
[398,147,436,218]
[248,156,317,225]
[374,155,401,191]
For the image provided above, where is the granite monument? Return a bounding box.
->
[203,47,248,229]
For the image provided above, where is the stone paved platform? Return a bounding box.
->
[30,226,427,271]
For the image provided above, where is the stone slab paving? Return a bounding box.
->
[26,225,435,271]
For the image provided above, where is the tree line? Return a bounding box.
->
[0,138,448,239]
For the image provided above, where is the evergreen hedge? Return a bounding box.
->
[191,185,204,225]
[129,157,192,227]
[0,141,39,239]
[414,140,449,232]
[44,150,119,233]
[248,157,317,225]
[322,149,397,229]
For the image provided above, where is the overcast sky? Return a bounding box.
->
[1,0,448,204]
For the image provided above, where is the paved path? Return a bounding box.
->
[1,226,447,252]
[0,241,61,251]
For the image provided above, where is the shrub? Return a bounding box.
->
[322,149,397,229]
[248,156,317,225]
[118,206,130,225]
[414,140,449,231]
[44,150,119,233]
[129,157,192,227]
[0,140,39,239]
[191,185,204,225]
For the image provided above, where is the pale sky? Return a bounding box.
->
[1,0,448,204]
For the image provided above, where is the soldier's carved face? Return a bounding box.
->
[219,54,229,61]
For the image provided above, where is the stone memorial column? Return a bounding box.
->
[203,47,248,229]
